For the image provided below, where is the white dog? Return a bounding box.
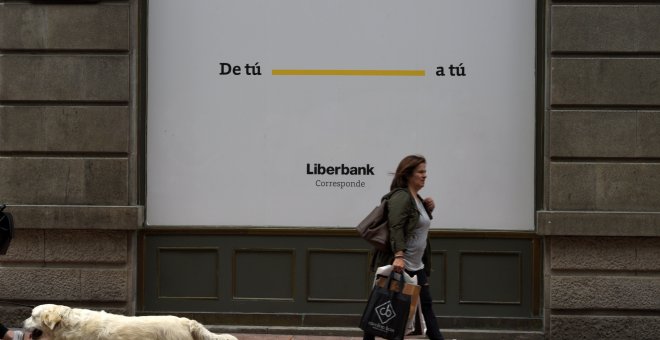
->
[24,304,238,340]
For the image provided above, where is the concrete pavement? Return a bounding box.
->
[232,336,365,340]
[216,328,544,340]
[231,332,543,340]
[232,335,426,340]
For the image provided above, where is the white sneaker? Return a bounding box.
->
[12,330,23,340]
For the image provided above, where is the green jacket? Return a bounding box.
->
[370,188,433,276]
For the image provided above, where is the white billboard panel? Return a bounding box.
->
[147,0,536,229]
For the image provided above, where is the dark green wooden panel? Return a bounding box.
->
[234,249,294,300]
[459,252,521,304]
[158,248,218,299]
[307,250,370,302]
[430,251,447,303]
[140,230,539,321]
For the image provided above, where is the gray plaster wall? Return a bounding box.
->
[540,2,660,339]
[0,0,141,326]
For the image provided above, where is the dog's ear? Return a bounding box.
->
[42,310,62,330]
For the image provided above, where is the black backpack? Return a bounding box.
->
[0,204,14,255]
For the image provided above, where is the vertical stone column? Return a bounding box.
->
[539,2,660,339]
[0,0,142,326]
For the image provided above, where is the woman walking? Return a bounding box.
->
[363,155,445,340]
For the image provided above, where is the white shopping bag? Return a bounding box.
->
[374,265,427,336]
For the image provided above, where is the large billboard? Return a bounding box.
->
[147,0,536,230]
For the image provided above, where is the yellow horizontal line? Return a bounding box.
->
[271,69,425,76]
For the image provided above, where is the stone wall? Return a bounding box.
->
[0,0,141,327]
[539,1,660,339]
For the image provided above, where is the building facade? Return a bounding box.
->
[0,1,658,339]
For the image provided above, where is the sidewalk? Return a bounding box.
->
[211,326,429,339]
[234,336,363,340]
[222,329,543,340]
[233,335,427,340]
[215,327,429,339]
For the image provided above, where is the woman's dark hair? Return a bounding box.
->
[390,155,426,191]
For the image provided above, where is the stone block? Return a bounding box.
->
[551,58,660,106]
[551,316,660,340]
[0,268,81,300]
[0,3,129,50]
[552,5,660,53]
[80,269,128,301]
[550,316,635,340]
[550,236,636,271]
[548,163,597,210]
[598,163,660,211]
[0,157,128,205]
[45,230,127,263]
[8,205,142,230]
[634,317,660,340]
[550,236,660,271]
[549,163,660,211]
[0,55,129,101]
[548,110,639,158]
[0,106,129,153]
[0,229,44,263]
[550,276,660,310]
[637,237,660,271]
[0,306,32,328]
[537,211,660,237]
[0,267,129,302]
[638,112,660,157]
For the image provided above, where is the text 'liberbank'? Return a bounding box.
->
[307,163,373,189]
[306,163,374,176]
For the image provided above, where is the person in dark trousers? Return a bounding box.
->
[363,155,448,340]
[1,206,33,340]
[1,324,33,340]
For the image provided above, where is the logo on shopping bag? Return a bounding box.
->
[375,300,397,324]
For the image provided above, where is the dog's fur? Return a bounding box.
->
[24,304,238,340]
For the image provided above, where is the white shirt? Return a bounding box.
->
[404,197,431,271]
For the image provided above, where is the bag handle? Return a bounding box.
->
[385,271,406,294]
[0,204,8,228]
[0,204,8,226]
